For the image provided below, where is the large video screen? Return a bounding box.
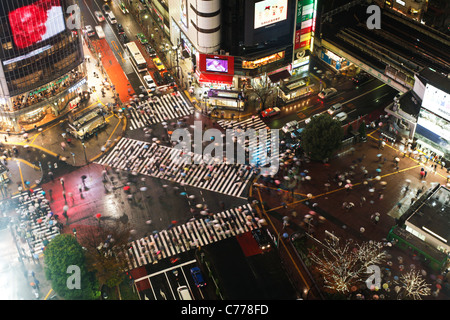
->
[415,108,450,152]
[206,58,228,73]
[7,0,66,50]
[254,0,288,29]
[421,84,450,121]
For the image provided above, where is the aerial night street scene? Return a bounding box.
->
[0,0,449,311]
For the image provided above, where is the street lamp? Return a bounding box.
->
[82,142,88,164]
[73,228,77,239]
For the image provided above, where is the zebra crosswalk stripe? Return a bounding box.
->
[96,138,254,198]
[217,117,280,167]
[123,204,259,269]
[128,93,194,130]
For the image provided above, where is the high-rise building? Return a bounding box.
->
[0,0,86,132]
[167,0,309,110]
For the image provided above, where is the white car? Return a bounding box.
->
[318,87,337,99]
[84,25,95,37]
[95,11,105,22]
[333,112,348,122]
[282,120,299,133]
[143,75,157,91]
[305,113,321,124]
[107,12,117,24]
[327,103,343,116]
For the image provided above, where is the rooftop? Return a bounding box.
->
[406,186,450,245]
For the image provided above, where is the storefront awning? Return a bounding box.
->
[198,73,233,85]
[269,69,291,83]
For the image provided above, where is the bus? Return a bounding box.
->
[125,41,147,73]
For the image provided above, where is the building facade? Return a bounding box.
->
[0,0,86,132]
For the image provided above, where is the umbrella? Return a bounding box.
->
[377,154,382,157]
[380,181,387,185]
[95,213,102,219]
[140,187,147,192]
[376,168,381,173]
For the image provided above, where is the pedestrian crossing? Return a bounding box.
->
[95,137,254,198]
[128,92,194,130]
[123,204,260,269]
[216,116,279,168]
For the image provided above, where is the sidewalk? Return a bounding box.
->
[254,124,450,299]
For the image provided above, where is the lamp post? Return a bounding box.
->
[82,142,88,165]
[72,228,77,239]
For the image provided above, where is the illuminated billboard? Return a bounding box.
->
[6,0,66,50]
[415,108,450,152]
[254,0,288,29]
[199,54,234,75]
[206,58,228,73]
[421,84,450,121]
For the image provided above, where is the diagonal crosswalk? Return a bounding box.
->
[128,92,194,130]
[123,204,260,269]
[216,117,279,167]
[95,137,254,198]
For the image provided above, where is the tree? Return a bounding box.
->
[44,234,100,300]
[309,237,388,294]
[395,270,431,300]
[301,113,344,162]
[78,221,132,289]
[252,77,275,111]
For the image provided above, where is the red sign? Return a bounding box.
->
[199,54,234,75]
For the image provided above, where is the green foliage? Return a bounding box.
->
[44,234,100,300]
[301,113,344,162]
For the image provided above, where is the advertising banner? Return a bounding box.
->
[199,54,234,75]
[421,84,450,121]
[6,0,66,50]
[254,0,288,29]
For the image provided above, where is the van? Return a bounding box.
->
[177,286,193,300]
[107,12,117,24]
[95,25,105,39]
[327,103,342,115]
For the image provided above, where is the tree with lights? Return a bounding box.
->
[395,270,431,300]
[308,237,388,294]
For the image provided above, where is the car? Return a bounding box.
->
[153,71,164,86]
[145,44,156,57]
[318,87,337,99]
[84,25,95,37]
[290,127,304,139]
[282,120,299,133]
[260,107,281,118]
[95,25,105,39]
[305,113,321,124]
[152,57,165,71]
[177,286,193,300]
[136,33,148,45]
[143,74,156,91]
[119,33,129,43]
[333,111,348,122]
[163,71,174,84]
[116,24,125,34]
[352,72,371,86]
[190,267,206,288]
[251,228,271,251]
[102,4,111,14]
[327,103,343,116]
[107,12,117,24]
[94,11,105,22]
[119,2,129,14]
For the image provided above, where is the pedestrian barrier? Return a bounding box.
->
[123,204,260,270]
